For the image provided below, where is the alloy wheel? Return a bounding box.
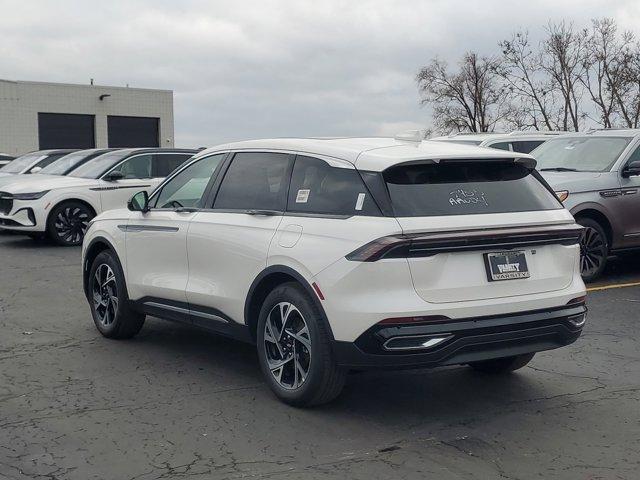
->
[54,206,90,244]
[263,302,311,390]
[580,226,606,278]
[92,264,118,327]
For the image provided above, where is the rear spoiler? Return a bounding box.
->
[383,157,537,171]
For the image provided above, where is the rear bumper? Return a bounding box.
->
[332,304,586,369]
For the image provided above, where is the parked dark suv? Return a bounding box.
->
[533,129,640,281]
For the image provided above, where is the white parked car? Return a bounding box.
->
[0,148,196,245]
[82,137,587,406]
[0,149,78,177]
[431,131,564,153]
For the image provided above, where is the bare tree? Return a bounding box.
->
[541,21,589,131]
[497,31,558,130]
[582,18,634,127]
[416,53,507,132]
[614,37,640,128]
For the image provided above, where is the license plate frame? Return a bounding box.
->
[484,251,530,282]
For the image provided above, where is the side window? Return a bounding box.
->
[512,140,544,154]
[110,154,153,179]
[490,142,512,151]
[213,152,291,211]
[152,154,225,209]
[287,156,380,216]
[152,153,194,177]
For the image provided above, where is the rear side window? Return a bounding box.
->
[152,153,193,177]
[214,152,291,211]
[111,154,153,179]
[512,140,544,153]
[287,156,380,216]
[384,162,561,217]
[490,142,511,151]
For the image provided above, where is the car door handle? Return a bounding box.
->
[176,207,198,213]
[245,209,279,216]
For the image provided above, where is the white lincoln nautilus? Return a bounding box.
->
[81,136,587,406]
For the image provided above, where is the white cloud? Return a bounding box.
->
[0,0,636,146]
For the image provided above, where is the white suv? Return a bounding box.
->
[82,137,587,406]
[0,148,196,245]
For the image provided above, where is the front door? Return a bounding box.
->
[618,145,640,248]
[124,153,227,310]
[186,151,293,327]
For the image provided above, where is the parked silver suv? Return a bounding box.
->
[533,129,640,281]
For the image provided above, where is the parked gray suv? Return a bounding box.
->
[532,129,640,281]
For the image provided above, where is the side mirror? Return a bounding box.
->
[104,170,125,182]
[128,191,149,213]
[29,166,43,174]
[622,160,640,178]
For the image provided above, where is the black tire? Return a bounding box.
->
[47,201,95,246]
[468,353,535,373]
[256,282,347,407]
[576,217,609,282]
[88,250,145,339]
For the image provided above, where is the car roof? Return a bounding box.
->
[199,137,530,172]
[564,128,640,138]
[120,147,198,155]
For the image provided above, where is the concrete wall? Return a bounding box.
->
[0,79,174,155]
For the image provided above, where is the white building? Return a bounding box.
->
[0,79,174,156]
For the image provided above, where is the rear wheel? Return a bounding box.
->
[577,218,609,282]
[256,282,347,407]
[89,250,145,339]
[47,201,94,246]
[468,353,535,373]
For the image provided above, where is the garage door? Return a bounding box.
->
[108,116,159,148]
[38,113,96,149]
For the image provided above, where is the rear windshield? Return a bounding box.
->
[384,161,561,217]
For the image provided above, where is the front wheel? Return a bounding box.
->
[468,353,535,373]
[47,201,95,246]
[577,218,609,282]
[256,282,347,407]
[89,250,145,339]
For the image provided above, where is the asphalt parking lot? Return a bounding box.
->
[1,232,639,480]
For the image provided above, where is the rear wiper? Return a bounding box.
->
[540,167,579,172]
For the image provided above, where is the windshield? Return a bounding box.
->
[533,137,632,172]
[0,152,47,174]
[69,150,132,179]
[39,150,101,176]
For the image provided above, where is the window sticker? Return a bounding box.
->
[296,189,310,203]
[355,193,366,211]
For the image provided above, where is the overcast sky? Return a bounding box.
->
[1,0,639,147]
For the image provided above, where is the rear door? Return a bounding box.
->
[383,160,576,303]
[185,151,293,326]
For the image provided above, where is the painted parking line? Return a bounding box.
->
[587,281,640,292]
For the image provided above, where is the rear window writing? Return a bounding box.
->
[384,162,561,217]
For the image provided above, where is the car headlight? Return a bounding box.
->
[555,190,569,202]
[11,191,50,201]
